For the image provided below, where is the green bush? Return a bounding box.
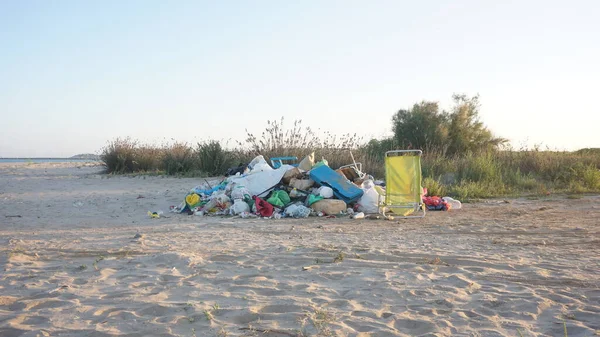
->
[422,177,446,197]
[197,141,235,176]
[457,153,502,183]
[391,94,506,156]
[101,138,138,173]
[574,163,600,190]
[163,143,197,175]
[134,146,165,172]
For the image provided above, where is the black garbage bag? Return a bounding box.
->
[225,163,247,177]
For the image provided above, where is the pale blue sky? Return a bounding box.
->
[1,0,599,157]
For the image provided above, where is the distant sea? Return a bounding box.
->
[0,158,101,163]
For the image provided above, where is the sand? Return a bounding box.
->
[0,162,599,337]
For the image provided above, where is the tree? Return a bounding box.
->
[446,94,507,155]
[391,101,449,154]
[391,94,507,156]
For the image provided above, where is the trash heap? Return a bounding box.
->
[172,153,383,219]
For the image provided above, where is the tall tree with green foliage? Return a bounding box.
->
[391,101,449,154]
[446,94,507,155]
[391,94,506,156]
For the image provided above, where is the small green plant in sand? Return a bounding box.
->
[203,303,219,322]
[78,264,87,271]
[305,307,335,336]
[333,251,345,263]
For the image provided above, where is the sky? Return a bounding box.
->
[1,0,599,157]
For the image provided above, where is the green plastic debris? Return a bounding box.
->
[307,194,324,206]
[312,159,329,169]
[267,190,291,208]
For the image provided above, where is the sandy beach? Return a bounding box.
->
[1,162,599,337]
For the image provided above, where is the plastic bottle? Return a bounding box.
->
[285,204,311,218]
[353,212,365,219]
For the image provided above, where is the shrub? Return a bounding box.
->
[101,138,138,173]
[574,163,600,190]
[422,177,446,197]
[163,143,197,175]
[391,94,507,156]
[134,146,165,172]
[197,141,235,176]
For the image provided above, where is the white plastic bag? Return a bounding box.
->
[284,204,311,218]
[442,197,462,210]
[231,185,250,200]
[231,199,250,215]
[318,186,334,199]
[252,161,272,173]
[357,180,380,214]
[298,152,315,171]
[246,155,273,173]
[202,192,231,212]
[228,165,294,197]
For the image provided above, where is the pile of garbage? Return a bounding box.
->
[171,153,382,219]
[168,152,461,220]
